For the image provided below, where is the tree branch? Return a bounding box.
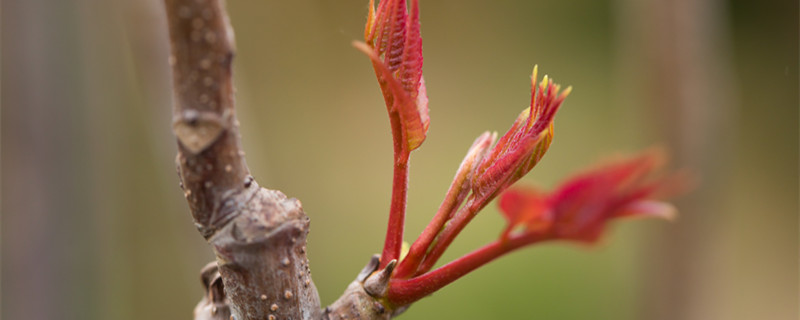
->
[164,0,322,319]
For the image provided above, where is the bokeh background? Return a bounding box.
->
[2,0,797,319]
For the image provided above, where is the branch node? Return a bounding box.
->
[364,259,396,297]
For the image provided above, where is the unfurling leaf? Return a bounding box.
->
[358,0,429,152]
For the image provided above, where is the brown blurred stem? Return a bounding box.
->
[164,0,325,319]
[614,0,736,318]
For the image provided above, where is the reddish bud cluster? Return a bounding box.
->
[391,69,571,281]
[354,0,686,309]
[471,67,571,202]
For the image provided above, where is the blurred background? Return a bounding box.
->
[2,0,797,319]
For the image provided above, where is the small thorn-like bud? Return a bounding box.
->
[364,259,397,297]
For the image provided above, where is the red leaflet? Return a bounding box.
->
[498,187,552,240]
[499,150,681,243]
[358,0,428,152]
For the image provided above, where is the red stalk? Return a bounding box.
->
[380,113,411,269]
[393,183,463,278]
[387,232,549,306]
[415,191,494,275]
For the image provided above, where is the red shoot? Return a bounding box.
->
[393,132,496,279]
[355,0,429,269]
[403,68,571,276]
[353,0,687,311]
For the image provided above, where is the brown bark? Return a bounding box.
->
[164,0,324,319]
[164,0,395,319]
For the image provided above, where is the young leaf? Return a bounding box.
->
[359,0,429,152]
[498,149,684,243]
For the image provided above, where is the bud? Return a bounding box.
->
[472,66,571,202]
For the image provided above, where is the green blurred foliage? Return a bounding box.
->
[2,0,797,319]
